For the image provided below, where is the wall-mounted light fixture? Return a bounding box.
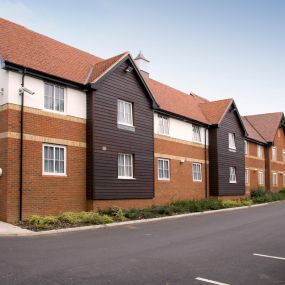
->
[0,168,3,177]
[125,66,133,73]
[180,159,185,164]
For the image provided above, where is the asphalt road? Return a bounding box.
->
[1,202,285,285]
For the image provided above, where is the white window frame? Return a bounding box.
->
[273,172,278,187]
[192,125,202,143]
[228,133,236,151]
[283,174,285,187]
[44,82,65,113]
[42,144,67,176]
[158,115,170,136]
[118,153,133,179]
[158,158,170,181]
[192,163,202,182]
[244,140,248,155]
[117,99,133,127]
[245,169,249,185]
[229,167,237,183]
[283,150,285,163]
[258,171,264,186]
[257,145,263,159]
[272,147,277,161]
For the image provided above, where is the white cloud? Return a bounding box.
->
[0,0,33,26]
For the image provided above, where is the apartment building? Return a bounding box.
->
[0,18,284,222]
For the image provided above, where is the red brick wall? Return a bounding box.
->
[0,106,87,222]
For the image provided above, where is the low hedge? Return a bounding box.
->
[21,192,285,231]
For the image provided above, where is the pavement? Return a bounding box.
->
[0,221,31,235]
[0,201,285,284]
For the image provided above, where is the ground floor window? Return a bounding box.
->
[192,163,202,182]
[43,144,66,175]
[158,158,170,180]
[245,169,249,185]
[273,172,278,187]
[118,153,133,178]
[258,171,264,185]
[283,174,285,186]
[229,167,237,183]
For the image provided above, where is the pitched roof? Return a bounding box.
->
[241,117,266,143]
[199,98,233,125]
[146,78,210,124]
[244,112,284,142]
[0,17,103,84]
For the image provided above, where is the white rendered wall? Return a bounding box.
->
[0,67,9,106]
[154,112,208,145]
[3,70,86,119]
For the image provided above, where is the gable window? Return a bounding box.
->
[272,147,277,161]
[158,115,170,136]
[43,144,66,175]
[229,167,237,183]
[44,83,64,112]
[192,163,202,182]
[244,141,248,155]
[158,159,170,180]
[192,125,201,143]
[117,100,133,126]
[118,153,133,179]
[245,169,249,185]
[257,145,263,159]
[258,171,264,185]
[273,172,278,187]
[229,133,236,151]
[283,150,285,163]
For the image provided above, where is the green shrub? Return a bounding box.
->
[280,188,285,194]
[99,207,126,221]
[221,200,243,208]
[251,187,265,198]
[240,199,253,206]
[27,215,59,230]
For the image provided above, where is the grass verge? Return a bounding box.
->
[20,190,285,231]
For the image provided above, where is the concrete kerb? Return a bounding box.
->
[1,201,282,237]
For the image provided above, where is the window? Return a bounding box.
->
[118,154,133,178]
[229,133,236,151]
[245,169,249,185]
[44,83,64,112]
[229,167,237,183]
[158,115,170,135]
[257,145,263,159]
[283,150,285,163]
[43,144,66,175]
[192,125,201,143]
[158,159,170,180]
[192,163,202,182]
[272,147,277,161]
[258,171,264,185]
[117,100,133,126]
[273,172,278,187]
[244,141,248,155]
[283,174,285,186]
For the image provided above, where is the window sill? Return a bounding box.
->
[193,180,202,183]
[229,181,237,184]
[229,148,237,152]
[158,179,170,182]
[42,173,67,177]
[118,177,136,180]
[117,123,135,132]
[43,108,66,115]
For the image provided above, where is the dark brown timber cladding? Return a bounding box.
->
[209,106,245,196]
[87,59,154,199]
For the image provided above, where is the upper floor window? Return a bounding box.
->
[229,167,237,183]
[192,163,202,182]
[229,133,236,151]
[257,145,263,159]
[192,125,201,143]
[258,171,264,185]
[117,100,133,126]
[272,147,277,161]
[158,158,170,180]
[245,169,249,185]
[244,140,248,155]
[158,115,170,136]
[118,153,133,179]
[43,144,66,175]
[44,83,64,112]
[273,172,278,187]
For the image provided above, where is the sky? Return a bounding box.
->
[0,0,284,115]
